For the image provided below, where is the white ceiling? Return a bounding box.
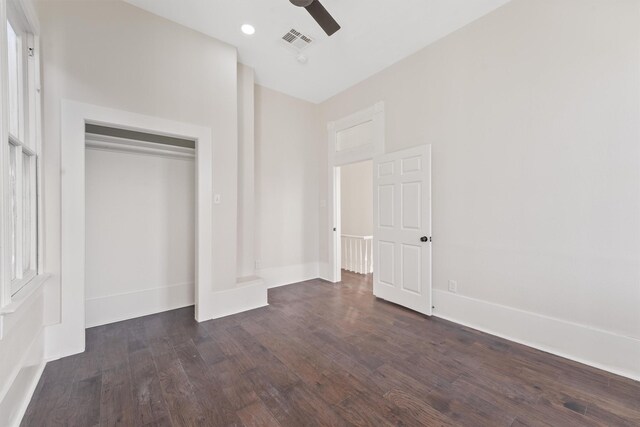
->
[124,0,512,103]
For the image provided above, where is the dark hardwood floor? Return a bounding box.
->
[23,271,640,426]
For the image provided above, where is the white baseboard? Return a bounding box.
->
[85,282,194,328]
[200,279,268,321]
[258,262,321,288]
[1,361,45,427]
[0,326,46,427]
[433,289,640,381]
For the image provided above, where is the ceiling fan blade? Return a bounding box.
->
[305,0,341,36]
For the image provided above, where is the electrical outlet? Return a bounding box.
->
[448,280,458,293]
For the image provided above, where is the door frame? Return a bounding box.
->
[55,100,213,358]
[326,102,384,283]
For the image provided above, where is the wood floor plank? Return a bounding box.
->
[236,401,282,427]
[333,389,403,427]
[99,362,134,426]
[151,346,208,426]
[22,271,640,426]
[129,348,171,426]
[173,340,243,426]
[68,374,102,427]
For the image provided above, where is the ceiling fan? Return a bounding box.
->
[289,0,341,36]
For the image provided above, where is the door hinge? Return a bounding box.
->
[28,47,35,57]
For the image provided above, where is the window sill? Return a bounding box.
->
[0,273,50,316]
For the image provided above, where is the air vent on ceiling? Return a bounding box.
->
[281,28,313,52]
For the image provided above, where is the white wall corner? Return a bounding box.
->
[237,64,256,278]
[200,279,268,321]
[433,290,640,381]
[318,262,333,282]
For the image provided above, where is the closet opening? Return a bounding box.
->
[84,124,196,328]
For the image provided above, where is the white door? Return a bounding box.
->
[373,145,432,315]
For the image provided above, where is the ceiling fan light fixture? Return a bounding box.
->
[290,0,314,7]
[289,0,340,36]
[241,24,255,35]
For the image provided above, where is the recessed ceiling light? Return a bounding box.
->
[241,24,255,35]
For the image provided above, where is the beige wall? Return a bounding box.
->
[340,160,373,236]
[255,85,321,272]
[237,64,256,278]
[38,0,240,348]
[320,0,640,340]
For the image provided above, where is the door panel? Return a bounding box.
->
[401,182,421,229]
[401,243,422,294]
[378,241,395,286]
[373,145,432,315]
[378,185,395,227]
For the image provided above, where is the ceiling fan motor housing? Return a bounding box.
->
[290,0,314,7]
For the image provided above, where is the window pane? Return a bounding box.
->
[23,153,32,272]
[9,145,18,280]
[7,21,20,137]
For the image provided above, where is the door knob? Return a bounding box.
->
[420,236,429,242]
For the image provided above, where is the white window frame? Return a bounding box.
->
[1,0,42,308]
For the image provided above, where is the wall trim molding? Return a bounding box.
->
[206,279,268,320]
[51,99,213,359]
[85,282,195,328]
[2,361,45,427]
[0,323,45,427]
[433,289,640,381]
[258,262,321,289]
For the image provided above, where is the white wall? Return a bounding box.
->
[38,0,240,357]
[340,160,373,236]
[320,0,640,379]
[254,85,322,287]
[85,148,195,327]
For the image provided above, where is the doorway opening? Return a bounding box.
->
[327,102,385,284]
[84,124,196,328]
[327,103,432,316]
[337,159,373,279]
